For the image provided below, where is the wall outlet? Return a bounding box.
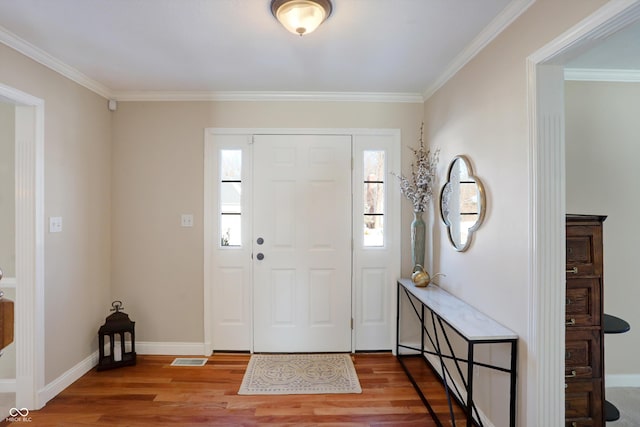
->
[49,216,62,233]
[181,214,194,227]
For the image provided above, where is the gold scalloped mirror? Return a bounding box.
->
[440,156,486,252]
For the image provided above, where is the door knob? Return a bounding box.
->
[256,253,264,261]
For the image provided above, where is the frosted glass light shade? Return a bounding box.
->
[271,0,332,36]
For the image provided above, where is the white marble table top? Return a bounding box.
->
[398,278,518,341]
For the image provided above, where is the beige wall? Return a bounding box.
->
[423,0,607,425]
[0,0,628,417]
[0,102,15,279]
[0,43,112,384]
[566,81,640,377]
[111,101,423,342]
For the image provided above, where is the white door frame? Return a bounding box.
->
[526,1,640,425]
[0,83,45,409]
[204,128,401,355]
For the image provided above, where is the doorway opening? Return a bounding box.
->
[527,3,640,425]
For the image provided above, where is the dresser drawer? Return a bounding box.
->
[565,419,598,427]
[565,329,601,379]
[566,278,601,327]
[565,379,603,425]
[566,225,603,277]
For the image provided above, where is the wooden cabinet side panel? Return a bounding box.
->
[565,215,605,427]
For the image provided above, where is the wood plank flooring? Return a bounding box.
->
[2,353,464,426]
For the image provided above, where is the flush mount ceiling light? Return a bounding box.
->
[271,0,333,36]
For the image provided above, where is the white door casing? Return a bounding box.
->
[204,128,401,353]
[526,2,640,425]
[252,134,352,352]
[0,83,45,409]
[352,134,401,351]
[205,134,253,352]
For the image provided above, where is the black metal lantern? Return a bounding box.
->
[97,301,136,371]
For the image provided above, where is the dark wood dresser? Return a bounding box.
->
[565,214,606,426]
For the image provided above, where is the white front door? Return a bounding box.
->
[252,134,352,352]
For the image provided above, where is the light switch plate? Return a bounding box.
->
[49,216,63,233]
[181,214,194,227]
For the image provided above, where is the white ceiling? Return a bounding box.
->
[566,21,640,70]
[0,0,529,100]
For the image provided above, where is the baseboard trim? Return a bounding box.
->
[136,341,207,356]
[0,379,16,393]
[422,353,496,427]
[606,374,640,388]
[38,350,98,406]
[35,342,208,405]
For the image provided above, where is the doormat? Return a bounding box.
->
[238,353,362,395]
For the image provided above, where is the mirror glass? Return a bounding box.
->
[440,156,485,251]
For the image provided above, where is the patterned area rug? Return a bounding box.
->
[238,353,362,395]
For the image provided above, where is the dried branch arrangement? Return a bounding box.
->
[393,123,439,213]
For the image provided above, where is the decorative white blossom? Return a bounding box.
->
[393,123,439,213]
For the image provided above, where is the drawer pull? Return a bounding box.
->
[571,422,577,427]
[566,318,576,326]
[565,370,577,378]
[566,267,578,274]
[566,297,573,305]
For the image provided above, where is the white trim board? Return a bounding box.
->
[564,68,640,82]
[0,83,46,411]
[111,91,424,103]
[422,353,496,427]
[37,342,207,405]
[0,277,16,288]
[0,25,112,99]
[0,379,16,393]
[606,374,640,388]
[526,1,640,426]
[0,23,422,104]
[204,127,402,136]
[423,0,535,100]
[38,351,98,406]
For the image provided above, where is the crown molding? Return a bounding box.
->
[111,90,424,103]
[564,68,640,82]
[0,26,421,103]
[528,0,640,64]
[423,0,536,100]
[0,25,113,99]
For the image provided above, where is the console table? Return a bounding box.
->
[396,278,518,427]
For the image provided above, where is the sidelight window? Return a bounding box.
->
[220,150,242,247]
[363,150,385,247]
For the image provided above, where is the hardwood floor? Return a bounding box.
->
[2,353,464,426]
